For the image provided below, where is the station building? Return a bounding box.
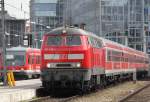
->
[0,11,25,47]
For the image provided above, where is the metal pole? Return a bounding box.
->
[142,0,146,52]
[1,0,7,86]
[19,34,20,46]
[99,0,102,37]
[125,36,128,46]
[34,18,36,48]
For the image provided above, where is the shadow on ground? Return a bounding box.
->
[36,87,79,98]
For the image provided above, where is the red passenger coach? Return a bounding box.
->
[6,47,41,79]
[41,27,149,91]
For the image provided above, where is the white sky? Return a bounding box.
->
[5,0,30,19]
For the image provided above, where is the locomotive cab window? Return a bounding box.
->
[47,36,62,46]
[66,35,81,46]
[88,37,102,48]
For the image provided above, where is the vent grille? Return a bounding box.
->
[56,64,71,67]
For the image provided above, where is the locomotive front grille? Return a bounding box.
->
[46,62,81,68]
[56,64,72,67]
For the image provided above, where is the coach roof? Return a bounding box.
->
[6,46,40,52]
[7,46,28,51]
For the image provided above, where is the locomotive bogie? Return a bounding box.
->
[41,68,92,89]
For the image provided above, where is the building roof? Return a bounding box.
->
[0,11,26,21]
[0,11,16,20]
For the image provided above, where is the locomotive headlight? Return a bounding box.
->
[46,63,51,68]
[76,63,81,68]
[21,68,24,71]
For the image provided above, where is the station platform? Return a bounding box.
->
[0,79,41,102]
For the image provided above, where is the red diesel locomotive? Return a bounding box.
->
[41,27,149,91]
[5,47,41,79]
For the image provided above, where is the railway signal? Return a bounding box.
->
[23,34,33,47]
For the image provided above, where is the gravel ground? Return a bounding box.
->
[70,81,149,102]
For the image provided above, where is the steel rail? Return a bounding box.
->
[29,95,79,102]
[118,82,150,102]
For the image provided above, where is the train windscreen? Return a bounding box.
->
[46,35,81,46]
[47,36,62,46]
[66,35,81,46]
[6,52,25,66]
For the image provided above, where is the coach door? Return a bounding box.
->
[35,54,41,73]
[28,54,34,71]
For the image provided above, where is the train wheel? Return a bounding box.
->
[100,75,107,88]
[80,81,91,94]
[27,74,32,79]
[32,74,38,79]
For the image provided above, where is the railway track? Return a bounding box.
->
[29,78,150,102]
[119,82,150,102]
[29,88,80,102]
[29,95,79,102]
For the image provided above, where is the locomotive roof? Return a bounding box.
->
[46,27,89,35]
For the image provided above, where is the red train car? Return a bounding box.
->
[6,47,41,79]
[41,27,149,91]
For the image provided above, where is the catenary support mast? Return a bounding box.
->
[1,0,7,85]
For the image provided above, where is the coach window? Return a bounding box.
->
[30,55,33,64]
[107,50,111,61]
[36,56,38,64]
[39,56,41,63]
[129,55,133,63]
[36,56,41,64]
[28,55,34,64]
[66,35,81,46]
[47,36,62,46]
[125,58,128,62]
[113,51,122,62]
[121,52,124,62]
[29,55,33,64]
[128,54,131,62]
[28,56,31,64]
[145,59,149,64]
[37,56,39,64]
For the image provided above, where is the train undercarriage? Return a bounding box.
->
[41,68,149,93]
